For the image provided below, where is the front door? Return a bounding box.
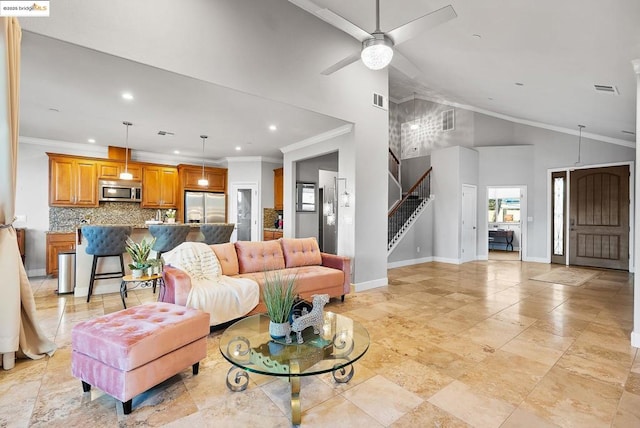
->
[569,165,629,270]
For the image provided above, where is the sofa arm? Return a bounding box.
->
[321,253,351,296]
[161,265,192,306]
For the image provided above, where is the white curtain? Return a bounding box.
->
[0,17,56,370]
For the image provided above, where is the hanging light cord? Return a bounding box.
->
[123,121,132,174]
[576,125,585,165]
[200,135,208,182]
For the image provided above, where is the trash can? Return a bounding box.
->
[57,250,76,294]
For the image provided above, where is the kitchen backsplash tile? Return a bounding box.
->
[49,203,160,231]
[264,208,279,229]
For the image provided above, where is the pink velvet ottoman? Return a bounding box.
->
[71,302,209,414]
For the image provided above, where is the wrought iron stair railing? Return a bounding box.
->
[388,167,432,250]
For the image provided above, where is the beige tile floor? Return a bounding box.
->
[2,260,639,427]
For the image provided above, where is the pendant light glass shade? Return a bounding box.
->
[119,121,133,180]
[198,135,209,186]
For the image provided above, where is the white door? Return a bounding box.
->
[461,184,477,263]
[229,183,259,242]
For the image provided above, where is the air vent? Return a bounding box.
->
[372,93,387,110]
[157,130,175,136]
[442,109,455,131]
[594,84,619,95]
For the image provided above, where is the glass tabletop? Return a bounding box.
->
[219,312,370,377]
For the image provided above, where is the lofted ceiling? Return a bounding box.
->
[312,0,639,145]
[18,0,640,159]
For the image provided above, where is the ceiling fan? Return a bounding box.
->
[289,0,457,77]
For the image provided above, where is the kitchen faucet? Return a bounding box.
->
[156,209,162,222]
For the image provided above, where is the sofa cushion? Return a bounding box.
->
[236,265,344,295]
[280,237,322,268]
[211,242,239,276]
[235,240,285,274]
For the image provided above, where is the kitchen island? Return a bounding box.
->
[73,223,204,299]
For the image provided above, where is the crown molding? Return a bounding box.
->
[224,156,282,164]
[280,124,353,154]
[391,95,634,148]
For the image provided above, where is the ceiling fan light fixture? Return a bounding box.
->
[361,34,394,70]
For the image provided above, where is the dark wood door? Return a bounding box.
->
[569,165,629,270]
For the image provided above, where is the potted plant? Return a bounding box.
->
[125,237,155,278]
[165,209,176,224]
[262,271,297,339]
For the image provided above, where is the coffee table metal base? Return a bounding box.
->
[224,361,355,425]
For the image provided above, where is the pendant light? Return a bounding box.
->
[119,121,133,180]
[198,135,209,186]
[575,124,585,166]
[410,92,419,130]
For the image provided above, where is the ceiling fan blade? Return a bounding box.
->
[321,52,361,75]
[390,51,421,79]
[289,0,371,42]
[387,5,457,46]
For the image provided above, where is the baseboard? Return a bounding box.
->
[387,256,433,269]
[27,268,46,278]
[523,256,548,263]
[433,257,462,265]
[353,277,388,292]
[476,254,489,261]
[631,331,640,349]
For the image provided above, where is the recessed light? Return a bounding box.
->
[122,92,134,100]
[269,125,277,131]
[472,34,482,39]
[173,150,180,154]
[48,107,59,112]
[235,146,242,151]
[87,138,96,144]
[515,82,524,86]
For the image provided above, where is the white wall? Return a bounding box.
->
[261,161,281,211]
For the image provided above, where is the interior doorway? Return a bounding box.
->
[487,186,524,261]
[461,184,477,262]
[229,183,259,242]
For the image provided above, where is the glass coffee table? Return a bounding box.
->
[219,311,369,425]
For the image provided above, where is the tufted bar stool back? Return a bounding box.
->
[82,226,132,302]
[200,223,235,245]
[148,225,191,259]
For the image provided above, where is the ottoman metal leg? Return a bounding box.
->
[81,381,91,392]
[122,399,132,415]
[192,362,200,375]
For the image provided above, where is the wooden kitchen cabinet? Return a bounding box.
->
[263,230,283,241]
[48,155,98,207]
[97,160,142,181]
[142,165,178,208]
[274,167,283,211]
[178,165,227,192]
[46,232,76,276]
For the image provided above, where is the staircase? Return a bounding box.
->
[388,167,432,252]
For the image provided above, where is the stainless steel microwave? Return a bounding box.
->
[98,180,142,202]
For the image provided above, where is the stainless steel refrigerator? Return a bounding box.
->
[184,191,226,223]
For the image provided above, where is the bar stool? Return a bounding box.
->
[200,223,235,245]
[148,225,191,259]
[82,226,132,303]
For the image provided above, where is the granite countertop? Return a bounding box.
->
[264,228,283,232]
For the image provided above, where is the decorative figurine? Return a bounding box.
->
[289,294,329,344]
